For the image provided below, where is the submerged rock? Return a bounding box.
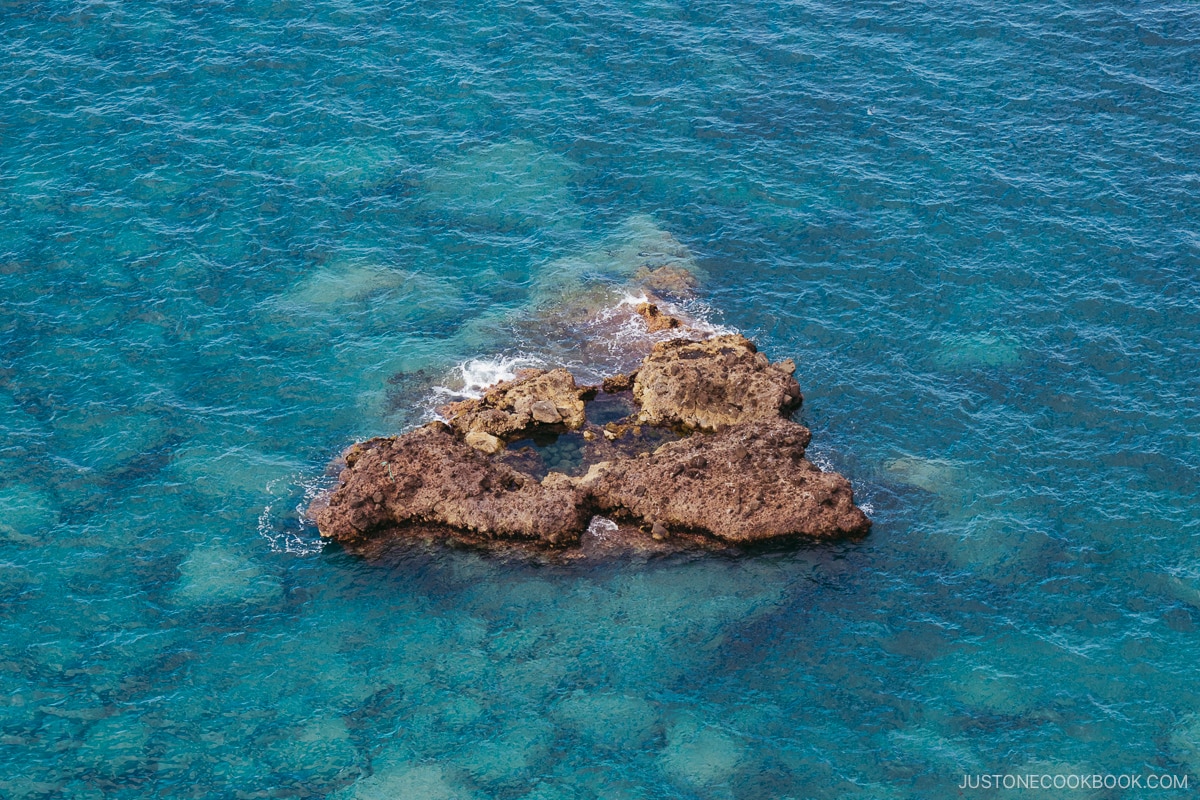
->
[332,761,481,800]
[659,719,745,788]
[317,331,869,556]
[635,264,699,296]
[172,543,282,608]
[1170,713,1200,775]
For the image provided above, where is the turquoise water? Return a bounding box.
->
[2,0,1199,796]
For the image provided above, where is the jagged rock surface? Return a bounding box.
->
[635,302,681,332]
[579,418,870,542]
[633,334,802,431]
[316,423,587,546]
[601,372,637,394]
[439,368,591,439]
[317,333,869,555]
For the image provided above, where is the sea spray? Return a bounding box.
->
[430,355,546,402]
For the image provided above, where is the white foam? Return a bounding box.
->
[582,290,733,366]
[623,289,736,340]
[429,354,544,403]
[809,448,876,519]
[615,289,649,307]
[586,516,619,539]
[256,474,330,556]
[809,451,835,473]
[422,289,739,401]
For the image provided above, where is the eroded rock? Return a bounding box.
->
[439,368,591,440]
[316,423,588,547]
[464,431,504,454]
[580,418,869,542]
[635,301,682,333]
[602,372,637,393]
[317,332,868,556]
[633,334,802,431]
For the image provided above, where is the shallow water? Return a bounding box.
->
[2,1,1199,797]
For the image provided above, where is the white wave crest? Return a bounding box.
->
[429,354,544,402]
[577,290,733,367]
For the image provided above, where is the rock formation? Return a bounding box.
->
[315,423,588,547]
[634,264,699,296]
[316,332,870,557]
[634,301,681,333]
[580,418,867,542]
[438,367,592,440]
[633,335,801,431]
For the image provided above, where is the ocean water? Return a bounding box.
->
[2,0,1198,797]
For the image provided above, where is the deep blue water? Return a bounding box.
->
[2,1,1199,797]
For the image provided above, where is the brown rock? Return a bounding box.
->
[317,331,869,557]
[602,372,636,393]
[464,431,504,454]
[316,423,587,547]
[580,418,869,542]
[439,368,590,439]
[604,421,629,438]
[632,334,802,431]
[634,302,681,333]
[530,399,562,424]
[541,471,575,491]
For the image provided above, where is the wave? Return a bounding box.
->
[419,287,735,419]
[430,354,546,403]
